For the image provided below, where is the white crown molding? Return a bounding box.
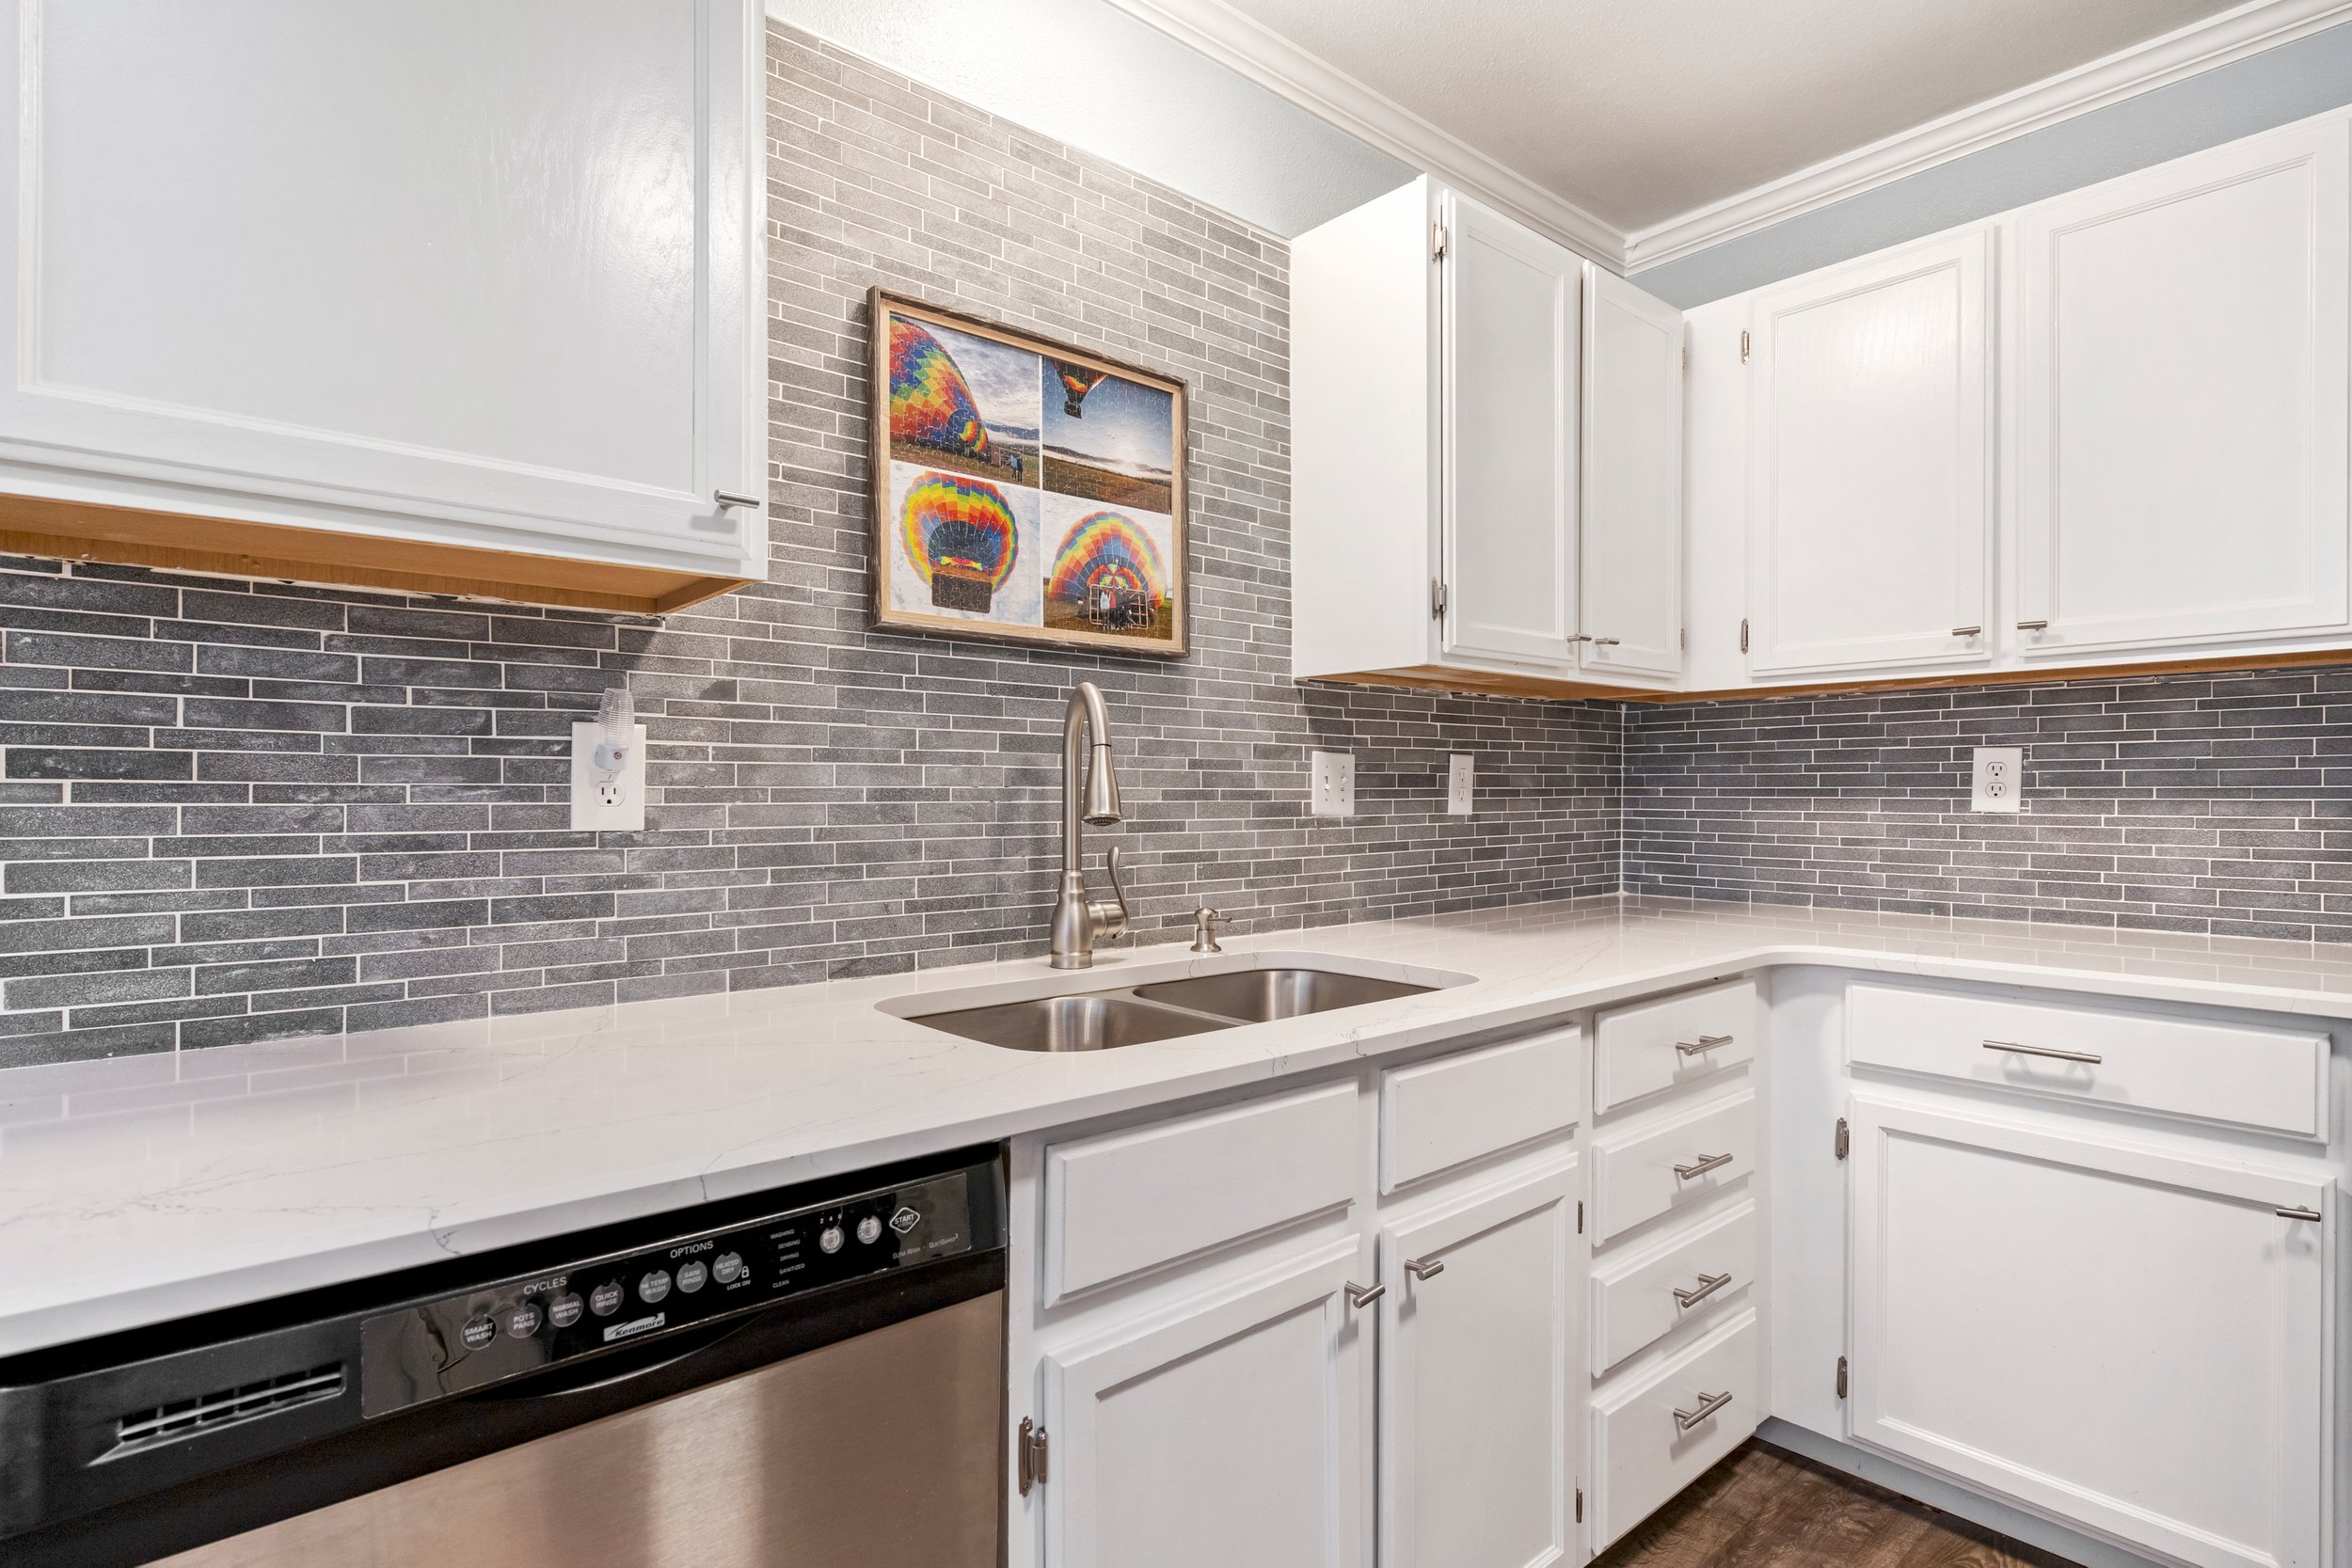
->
[1099,0,1628,266]
[1624,0,2352,272]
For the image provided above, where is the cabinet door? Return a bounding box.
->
[2014,123,2351,656]
[1040,1239,1373,1568]
[1747,232,1993,674]
[0,0,766,579]
[1849,1094,2331,1568]
[1440,192,1581,672]
[1378,1161,1578,1568]
[1581,268,1684,682]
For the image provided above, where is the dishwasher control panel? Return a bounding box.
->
[359,1161,994,1418]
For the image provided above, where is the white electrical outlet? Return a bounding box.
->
[1970,746,2025,813]
[571,721,648,832]
[1447,753,1474,816]
[1309,750,1355,818]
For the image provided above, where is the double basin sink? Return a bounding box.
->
[905,964,1443,1053]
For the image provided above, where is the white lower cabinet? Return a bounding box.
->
[1037,1237,1375,1568]
[1377,1162,1580,1568]
[1590,1309,1760,1547]
[1847,1092,2334,1568]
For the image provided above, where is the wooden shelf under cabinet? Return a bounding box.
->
[0,493,754,614]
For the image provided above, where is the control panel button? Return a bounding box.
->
[675,1260,708,1293]
[818,1224,845,1255]
[856,1215,882,1245]
[638,1270,673,1305]
[712,1252,744,1285]
[889,1206,921,1235]
[589,1281,624,1317]
[460,1315,497,1351]
[547,1291,584,1328]
[505,1302,543,1338]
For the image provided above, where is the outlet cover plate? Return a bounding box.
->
[1970,746,2024,814]
[571,721,648,832]
[1310,750,1355,818]
[1447,753,1473,815]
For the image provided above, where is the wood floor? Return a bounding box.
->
[1594,1442,2080,1568]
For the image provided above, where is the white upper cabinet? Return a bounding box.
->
[2012,121,2352,657]
[1581,269,1685,683]
[1291,176,1684,696]
[1745,230,1994,676]
[0,0,768,610]
[1439,192,1581,673]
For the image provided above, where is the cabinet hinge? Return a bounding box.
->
[1836,1355,1849,1400]
[1679,626,1687,651]
[1835,1117,1850,1160]
[1017,1417,1049,1495]
[1740,328,1751,364]
[1575,1486,1583,1524]
[1432,221,1449,262]
[1576,1200,1584,1234]
[1430,578,1448,619]
[1739,617,1749,655]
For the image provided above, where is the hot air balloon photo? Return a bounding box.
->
[885,317,1037,484]
[1043,507,1175,641]
[869,289,1186,655]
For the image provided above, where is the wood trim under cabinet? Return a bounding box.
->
[0,492,754,614]
[1310,647,2352,705]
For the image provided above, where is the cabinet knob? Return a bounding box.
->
[712,489,763,510]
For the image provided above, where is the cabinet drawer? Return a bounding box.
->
[1847,982,2328,1138]
[1592,1309,1758,1548]
[1590,1090,1755,1243]
[1595,980,1756,1112]
[1592,1199,1756,1373]
[1379,1024,1581,1192]
[1044,1081,1359,1304]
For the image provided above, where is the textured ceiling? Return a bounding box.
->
[1216,0,2248,230]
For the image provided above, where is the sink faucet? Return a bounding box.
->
[1050,680,1131,969]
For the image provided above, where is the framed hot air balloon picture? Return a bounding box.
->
[869,289,1188,657]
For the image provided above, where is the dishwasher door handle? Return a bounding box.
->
[480,1315,756,1402]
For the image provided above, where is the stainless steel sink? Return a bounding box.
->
[910,992,1235,1052]
[899,960,1447,1052]
[1132,969,1434,1022]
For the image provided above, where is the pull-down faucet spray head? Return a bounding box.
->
[1075,683,1122,825]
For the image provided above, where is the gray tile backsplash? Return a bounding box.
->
[0,24,1620,1069]
[1624,667,2352,942]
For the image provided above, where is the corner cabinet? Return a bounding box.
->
[1744,230,1994,677]
[1292,177,1683,698]
[0,0,769,613]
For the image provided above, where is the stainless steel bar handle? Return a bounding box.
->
[1674,1033,1734,1057]
[1591,637,1620,646]
[1671,1272,1731,1308]
[2017,619,2050,630]
[1344,1281,1386,1309]
[1982,1038,2101,1065]
[1672,1389,1734,1432]
[1674,1151,1734,1181]
[2278,1205,2324,1222]
[712,489,764,509]
[1405,1257,1445,1281]
[1950,626,1982,637]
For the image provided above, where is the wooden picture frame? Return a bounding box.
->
[867,287,1189,657]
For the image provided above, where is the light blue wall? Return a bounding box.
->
[768,0,1412,237]
[1630,20,2352,308]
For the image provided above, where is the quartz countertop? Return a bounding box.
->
[6,894,2352,1356]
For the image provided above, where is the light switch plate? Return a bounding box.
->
[571,721,647,832]
[1970,746,2024,813]
[1447,753,1473,816]
[1309,750,1355,818]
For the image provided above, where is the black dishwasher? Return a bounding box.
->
[0,1145,1007,1568]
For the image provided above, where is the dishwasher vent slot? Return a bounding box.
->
[106,1363,345,1458]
